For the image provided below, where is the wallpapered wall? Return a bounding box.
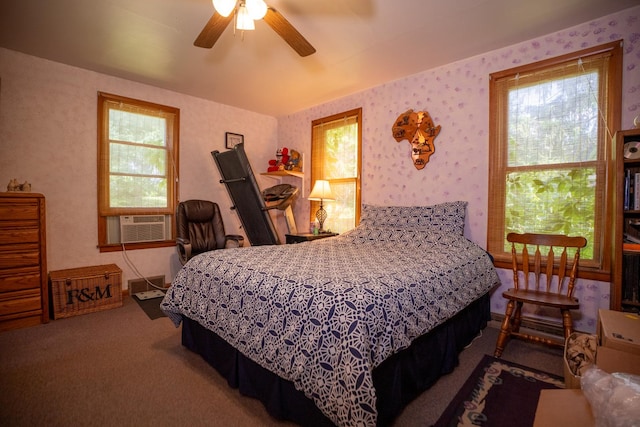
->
[277,6,640,333]
[0,48,279,287]
[0,6,638,333]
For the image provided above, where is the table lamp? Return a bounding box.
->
[308,180,335,233]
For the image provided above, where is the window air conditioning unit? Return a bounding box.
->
[120,215,166,244]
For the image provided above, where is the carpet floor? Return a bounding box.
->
[0,296,564,426]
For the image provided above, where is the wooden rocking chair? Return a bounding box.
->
[494,232,587,358]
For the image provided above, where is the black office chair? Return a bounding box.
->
[176,200,244,265]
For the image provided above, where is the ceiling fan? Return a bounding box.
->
[194,0,316,57]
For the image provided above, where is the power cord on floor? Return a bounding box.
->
[121,243,167,291]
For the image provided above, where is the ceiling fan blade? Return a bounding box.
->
[194,13,233,48]
[263,8,316,57]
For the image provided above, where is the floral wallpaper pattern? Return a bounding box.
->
[277,6,640,333]
[0,6,638,333]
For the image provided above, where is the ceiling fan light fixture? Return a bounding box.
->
[236,4,255,30]
[246,0,267,20]
[194,1,316,57]
[212,0,237,17]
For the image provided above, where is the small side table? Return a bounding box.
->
[285,233,338,244]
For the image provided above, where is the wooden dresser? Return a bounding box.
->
[0,192,48,331]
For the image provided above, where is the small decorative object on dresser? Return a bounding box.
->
[225,132,244,149]
[6,179,19,191]
[6,179,31,192]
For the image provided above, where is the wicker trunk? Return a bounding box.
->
[49,264,122,319]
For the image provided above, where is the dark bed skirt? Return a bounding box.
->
[181,293,491,426]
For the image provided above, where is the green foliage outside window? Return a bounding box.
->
[505,168,595,259]
[108,110,169,208]
[488,42,622,271]
[323,125,358,179]
[503,72,599,260]
[322,124,358,233]
[321,125,358,233]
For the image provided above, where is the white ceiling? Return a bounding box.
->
[0,0,637,117]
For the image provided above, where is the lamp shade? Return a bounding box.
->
[308,180,335,201]
[212,0,237,17]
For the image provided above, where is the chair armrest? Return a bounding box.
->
[225,234,245,248]
[176,237,192,264]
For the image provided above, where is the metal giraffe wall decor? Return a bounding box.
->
[391,109,441,170]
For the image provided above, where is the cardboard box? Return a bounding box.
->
[596,346,640,376]
[533,389,594,427]
[597,309,640,356]
[49,264,122,319]
[563,348,581,389]
[563,332,596,389]
[564,330,640,388]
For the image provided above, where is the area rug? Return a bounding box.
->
[433,355,564,427]
[134,295,167,320]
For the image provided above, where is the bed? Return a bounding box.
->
[161,201,499,426]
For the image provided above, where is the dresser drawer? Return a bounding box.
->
[0,227,40,245]
[0,289,42,317]
[0,202,40,221]
[0,249,40,269]
[0,272,41,292]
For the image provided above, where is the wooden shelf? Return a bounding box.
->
[621,300,640,308]
[261,170,304,178]
[613,128,640,311]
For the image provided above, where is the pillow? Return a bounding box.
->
[359,201,467,235]
[343,226,463,246]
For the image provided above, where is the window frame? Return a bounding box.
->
[487,41,622,281]
[310,108,362,233]
[97,92,180,252]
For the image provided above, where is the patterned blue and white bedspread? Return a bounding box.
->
[162,224,498,426]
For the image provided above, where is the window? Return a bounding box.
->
[487,41,621,278]
[97,92,179,251]
[311,108,362,234]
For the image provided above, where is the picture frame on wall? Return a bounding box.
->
[225,132,244,149]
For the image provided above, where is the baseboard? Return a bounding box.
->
[490,313,566,338]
